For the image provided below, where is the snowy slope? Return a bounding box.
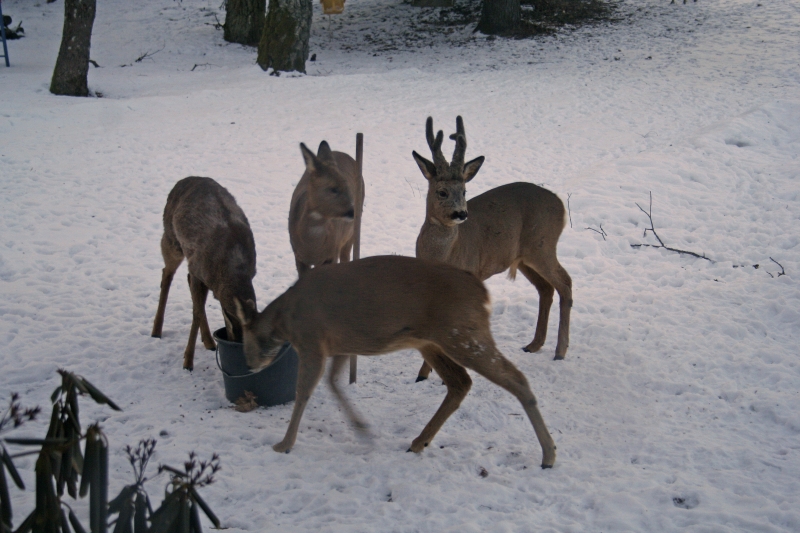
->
[1,0,798,531]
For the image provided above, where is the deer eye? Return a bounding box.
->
[329,186,340,194]
[437,190,448,199]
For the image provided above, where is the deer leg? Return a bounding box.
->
[408,345,472,452]
[193,279,216,351]
[451,339,556,468]
[415,361,434,382]
[151,237,183,338]
[522,258,572,360]
[184,274,214,370]
[552,264,573,360]
[223,310,243,343]
[273,349,326,453]
[519,264,555,354]
[339,240,354,263]
[327,355,369,433]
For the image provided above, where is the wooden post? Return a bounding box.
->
[349,132,364,384]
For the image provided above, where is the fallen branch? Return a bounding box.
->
[586,224,606,240]
[204,13,223,30]
[631,192,714,262]
[191,63,214,71]
[135,48,161,63]
[120,48,164,67]
[767,257,786,278]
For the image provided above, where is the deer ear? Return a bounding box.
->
[234,297,256,327]
[300,142,318,173]
[412,151,437,181]
[462,156,484,183]
[317,141,334,162]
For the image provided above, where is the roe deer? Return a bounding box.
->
[151,176,257,370]
[289,136,365,277]
[290,135,365,383]
[412,116,572,381]
[234,255,557,468]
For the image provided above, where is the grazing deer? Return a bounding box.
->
[289,136,364,278]
[151,176,257,370]
[234,255,557,468]
[412,116,572,381]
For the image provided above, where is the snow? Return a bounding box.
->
[1,0,799,531]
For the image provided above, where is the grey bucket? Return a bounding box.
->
[214,328,298,407]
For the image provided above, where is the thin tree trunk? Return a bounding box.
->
[50,0,96,97]
[224,0,266,46]
[257,0,311,73]
[477,0,520,34]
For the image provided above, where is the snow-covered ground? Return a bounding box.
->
[1,0,799,531]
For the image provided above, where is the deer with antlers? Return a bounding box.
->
[235,255,557,468]
[412,117,573,381]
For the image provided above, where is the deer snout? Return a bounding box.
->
[343,208,355,220]
[450,210,468,223]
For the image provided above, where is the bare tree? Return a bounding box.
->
[224,0,266,46]
[257,0,311,73]
[50,0,96,97]
[477,0,521,34]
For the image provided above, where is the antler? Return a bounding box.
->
[425,117,449,176]
[449,115,467,173]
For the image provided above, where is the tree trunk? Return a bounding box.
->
[257,0,311,73]
[534,0,583,14]
[477,0,520,35]
[224,0,266,46]
[50,0,96,97]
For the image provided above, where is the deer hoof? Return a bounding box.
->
[523,340,545,353]
[541,464,553,469]
[408,439,427,453]
[415,375,428,383]
[553,354,565,361]
[273,442,292,453]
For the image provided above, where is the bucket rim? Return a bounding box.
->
[214,337,294,379]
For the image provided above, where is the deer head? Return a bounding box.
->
[412,116,485,227]
[235,297,282,371]
[300,141,356,221]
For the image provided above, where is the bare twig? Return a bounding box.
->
[767,257,786,278]
[566,193,573,228]
[190,63,219,72]
[631,192,714,262]
[586,224,607,240]
[404,177,418,198]
[135,48,162,63]
[120,48,164,67]
[204,13,223,30]
[88,59,101,68]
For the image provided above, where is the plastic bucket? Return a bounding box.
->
[214,328,298,407]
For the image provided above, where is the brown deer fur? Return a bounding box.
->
[151,177,257,370]
[289,140,364,277]
[235,255,557,468]
[412,117,572,381]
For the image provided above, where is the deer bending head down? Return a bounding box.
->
[235,255,557,468]
[289,139,364,278]
[412,117,573,381]
[150,177,257,370]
